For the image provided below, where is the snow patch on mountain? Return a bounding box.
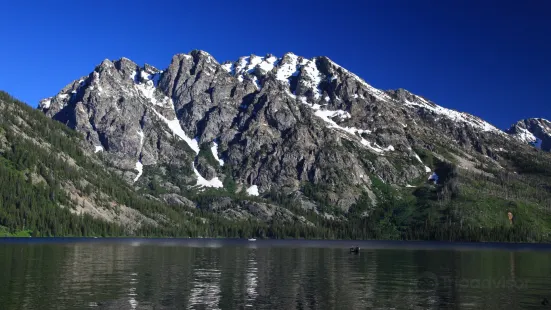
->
[137,130,144,145]
[135,82,157,103]
[224,52,395,105]
[235,57,249,73]
[132,66,200,154]
[275,53,300,83]
[246,185,259,196]
[140,69,161,87]
[39,98,52,109]
[300,59,323,99]
[246,55,263,72]
[221,63,234,74]
[211,141,224,166]
[140,70,151,81]
[404,95,503,134]
[193,164,223,188]
[295,95,391,153]
[512,127,537,143]
[285,90,297,99]
[507,119,551,151]
[134,68,169,107]
[134,161,143,182]
[252,76,261,90]
[413,153,431,172]
[150,108,200,154]
[258,55,278,73]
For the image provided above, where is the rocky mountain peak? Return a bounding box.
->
[112,57,139,75]
[507,118,551,151]
[143,63,161,74]
[99,58,113,68]
[38,50,548,212]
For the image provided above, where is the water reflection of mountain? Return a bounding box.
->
[1,241,551,309]
[187,249,222,309]
[244,249,258,307]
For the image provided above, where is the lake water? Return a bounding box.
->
[0,239,550,309]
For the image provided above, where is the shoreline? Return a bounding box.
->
[1,237,551,251]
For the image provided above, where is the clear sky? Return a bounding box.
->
[1,0,550,130]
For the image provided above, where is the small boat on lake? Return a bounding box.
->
[350,246,360,253]
[248,238,257,242]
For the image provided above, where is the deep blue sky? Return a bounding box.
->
[1,0,550,129]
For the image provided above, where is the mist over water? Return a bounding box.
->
[0,239,550,309]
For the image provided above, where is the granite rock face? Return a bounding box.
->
[507,118,551,151]
[40,50,536,211]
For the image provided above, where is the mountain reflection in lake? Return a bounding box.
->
[0,238,550,309]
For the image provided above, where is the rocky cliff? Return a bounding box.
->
[507,118,551,151]
[38,50,549,217]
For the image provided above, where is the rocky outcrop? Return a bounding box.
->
[39,50,535,212]
[507,118,551,151]
[198,196,313,224]
[159,193,196,208]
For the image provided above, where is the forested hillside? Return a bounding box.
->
[2,88,551,241]
[0,91,265,237]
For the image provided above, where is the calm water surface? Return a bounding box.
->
[1,238,550,309]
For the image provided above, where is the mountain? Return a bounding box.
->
[507,118,551,151]
[38,51,512,204]
[5,50,551,241]
[0,91,316,238]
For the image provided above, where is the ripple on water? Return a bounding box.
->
[0,240,550,309]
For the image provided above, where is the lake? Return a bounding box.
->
[0,238,550,309]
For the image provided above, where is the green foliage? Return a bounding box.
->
[222,164,238,194]
[301,182,339,213]
[347,192,372,217]
[329,158,551,242]
[198,143,220,169]
[502,149,551,175]
[0,226,31,237]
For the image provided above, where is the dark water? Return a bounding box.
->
[1,239,551,309]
